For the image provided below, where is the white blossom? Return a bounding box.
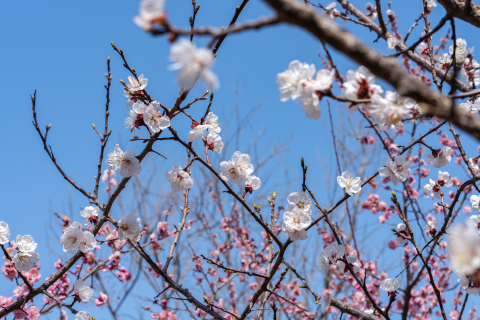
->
[437,53,452,69]
[75,311,92,320]
[449,38,473,65]
[298,69,334,119]
[106,144,142,178]
[169,39,218,89]
[387,37,397,51]
[60,222,84,254]
[416,42,429,55]
[204,112,221,133]
[423,171,453,199]
[469,158,480,172]
[219,151,254,184]
[318,243,346,274]
[281,208,311,241]
[124,109,139,132]
[73,279,94,303]
[16,235,37,253]
[365,3,378,19]
[187,122,213,142]
[206,132,224,153]
[336,254,361,273]
[80,206,99,225]
[449,222,480,276]
[470,194,480,211]
[276,60,316,102]
[12,251,40,272]
[424,146,452,168]
[166,165,194,191]
[118,214,142,242]
[243,175,261,193]
[123,75,148,108]
[133,0,165,30]
[79,231,97,253]
[470,214,480,230]
[378,155,410,186]
[324,2,339,20]
[286,191,312,213]
[143,101,170,132]
[426,0,437,13]
[371,91,415,130]
[426,219,439,237]
[380,278,402,294]
[0,221,10,245]
[395,223,410,245]
[337,171,362,196]
[343,66,383,108]
[461,59,480,87]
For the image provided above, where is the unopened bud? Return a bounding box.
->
[197,4,200,9]
[92,124,96,128]
[46,124,51,130]
[210,91,214,98]
[108,130,112,135]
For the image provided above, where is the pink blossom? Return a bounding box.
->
[95,292,108,306]
[388,240,398,249]
[464,206,472,214]
[26,307,40,320]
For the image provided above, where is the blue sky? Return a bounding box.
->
[1,0,480,319]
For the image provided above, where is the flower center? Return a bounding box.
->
[297,202,304,209]
[151,113,162,123]
[121,223,129,231]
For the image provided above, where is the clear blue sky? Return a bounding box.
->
[1,0,479,319]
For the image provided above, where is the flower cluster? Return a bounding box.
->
[276,60,334,119]
[220,151,261,194]
[60,222,96,254]
[423,171,453,199]
[12,235,40,272]
[281,192,312,241]
[318,243,360,274]
[107,144,142,178]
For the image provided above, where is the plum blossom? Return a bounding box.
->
[336,254,361,273]
[143,101,170,133]
[106,144,142,178]
[470,215,480,230]
[75,311,92,320]
[423,171,453,199]
[449,222,480,275]
[337,171,362,196]
[281,208,311,241]
[204,112,221,133]
[0,221,10,244]
[60,222,96,254]
[387,37,397,50]
[95,292,108,306]
[380,278,402,296]
[123,74,148,108]
[449,38,473,65]
[324,3,340,20]
[365,2,377,19]
[424,146,452,168]
[169,39,218,89]
[133,0,166,30]
[416,42,429,55]
[276,60,333,119]
[318,243,345,273]
[437,53,452,69]
[286,191,312,213]
[276,60,316,102]
[343,66,383,107]
[166,165,194,191]
[371,91,416,130]
[188,122,213,142]
[73,279,94,303]
[220,151,254,184]
[12,251,40,272]
[470,194,480,211]
[378,155,410,186]
[16,235,37,253]
[206,132,224,153]
[395,223,410,245]
[80,206,99,225]
[118,214,142,242]
[426,0,437,14]
[426,219,439,237]
[243,175,261,194]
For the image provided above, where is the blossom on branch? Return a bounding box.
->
[75,311,92,320]
[204,112,221,133]
[470,194,480,211]
[117,214,142,242]
[423,171,453,199]
[380,278,402,297]
[378,155,410,186]
[188,122,213,142]
[336,254,361,273]
[106,144,142,178]
[0,221,10,244]
[281,208,311,241]
[337,171,362,196]
[12,251,40,272]
[395,223,410,245]
[73,279,94,303]
[133,0,166,30]
[426,219,439,237]
[286,191,312,213]
[16,235,37,253]
[206,132,224,153]
[220,151,254,184]
[343,66,383,107]
[424,146,452,168]
[243,175,261,194]
[449,222,480,277]
[123,74,148,108]
[166,165,194,191]
[60,222,97,254]
[80,206,99,225]
[144,101,171,132]
[169,39,219,89]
